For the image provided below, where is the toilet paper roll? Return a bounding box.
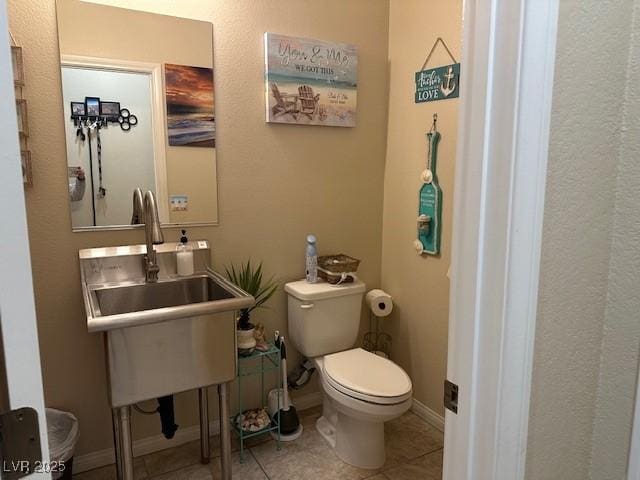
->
[366,289,393,317]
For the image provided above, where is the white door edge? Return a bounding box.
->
[443,0,559,479]
[0,0,50,476]
[627,366,640,479]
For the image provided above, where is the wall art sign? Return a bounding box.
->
[264,32,358,127]
[414,114,442,256]
[414,37,460,104]
[165,64,215,148]
[415,63,460,103]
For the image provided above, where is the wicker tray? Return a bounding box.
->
[318,268,355,285]
[318,254,360,274]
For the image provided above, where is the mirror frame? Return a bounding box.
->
[55,0,220,232]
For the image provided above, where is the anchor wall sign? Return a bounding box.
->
[415,37,460,103]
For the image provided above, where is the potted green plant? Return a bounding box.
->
[225,260,278,354]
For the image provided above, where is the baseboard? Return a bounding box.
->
[411,398,445,432]
[74,391,322,474]
[74,419,220,474]
[291,391,322,411]
[73,448,115,475]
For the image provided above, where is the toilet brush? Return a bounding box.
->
[272,336,303,441]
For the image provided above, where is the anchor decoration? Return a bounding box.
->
[414,114,442,255]
[415,37,460,103]
[440,65,457,97]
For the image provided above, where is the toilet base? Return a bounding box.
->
[311,355,411,470]
[316,409,386,470]
[316,415,336,448]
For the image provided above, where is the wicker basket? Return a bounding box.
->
[317,254,361,274]
[317,254,360,285]
[318,268,355,285]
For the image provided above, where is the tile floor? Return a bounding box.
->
[74,406,443,480]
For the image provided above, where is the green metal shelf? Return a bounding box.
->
[234,342,281,463]
[237,344,281,376]
[231,412,280,438]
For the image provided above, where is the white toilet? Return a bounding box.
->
[285,279,412,469]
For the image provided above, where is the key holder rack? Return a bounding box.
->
[69,97,138,225]
[414,114,443,255]
[70,97,138,132]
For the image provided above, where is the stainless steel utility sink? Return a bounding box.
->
[85,269,251,332]
[93,275,235,316]
[79,241,255,407]
[79,239,243,480]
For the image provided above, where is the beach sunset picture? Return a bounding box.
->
[165,63,215,147]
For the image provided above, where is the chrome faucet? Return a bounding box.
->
[131,189,164,282]
[131,188,144,225]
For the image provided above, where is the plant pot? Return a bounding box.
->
[237,326,256,355]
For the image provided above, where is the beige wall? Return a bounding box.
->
[381,0,461,415]
[589,2,640,477]
[8,0,390,457]
[57,0,217,225]
[526,1,639,478]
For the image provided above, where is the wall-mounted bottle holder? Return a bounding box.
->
[415,114,442,256]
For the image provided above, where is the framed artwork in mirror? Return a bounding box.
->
[21,151,33,186]
[11,46,24,86]
[71,101,86,117]
[85,96,100,117]
[164,63,215,148]
[16,99,28,137]
[100,101,120,118]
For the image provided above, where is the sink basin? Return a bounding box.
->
[94,276,234,316]
[85,269,253,333]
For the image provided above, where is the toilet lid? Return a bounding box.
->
[323,348,412,403]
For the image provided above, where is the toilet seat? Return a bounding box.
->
[322,348,412,405]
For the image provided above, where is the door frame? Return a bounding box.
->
[59,54,170,230]
[443,0,560,478]
[0,0,50,475]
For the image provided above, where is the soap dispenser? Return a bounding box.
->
[176,229,194,276]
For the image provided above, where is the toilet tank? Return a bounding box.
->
[285,279,366,358]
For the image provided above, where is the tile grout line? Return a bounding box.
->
[142,448,210,479]
[363,472,390,480]
[247,449,272,480]
[379,447,444,474]
[381,447,445,476]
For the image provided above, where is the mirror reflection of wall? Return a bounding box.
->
[63,66,159,227]
[56,0,218,231]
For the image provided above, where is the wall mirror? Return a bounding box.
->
[56,0,218,231]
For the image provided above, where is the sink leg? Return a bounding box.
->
[113,406,134,480]
[198,387,210,464]
[218,383,232,480]
[112,409,123,480]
